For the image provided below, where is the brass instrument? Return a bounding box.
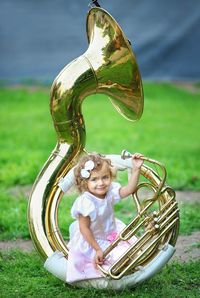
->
[28,6,179,289]
[96,150,179,280]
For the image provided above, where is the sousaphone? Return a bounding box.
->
[28,4,179,290]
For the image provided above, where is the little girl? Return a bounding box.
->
[66,153,144,283]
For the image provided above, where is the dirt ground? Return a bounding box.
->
[1,188,200,263]
[0,231,199,263]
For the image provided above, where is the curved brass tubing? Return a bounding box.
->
[96,152,179,279]
[28,7,143,259]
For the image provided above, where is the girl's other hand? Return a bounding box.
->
[94,249,104,266]
[132,153,144,169]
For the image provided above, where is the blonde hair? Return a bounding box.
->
[74,154,115,193]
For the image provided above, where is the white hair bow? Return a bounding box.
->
[80,160,95,178]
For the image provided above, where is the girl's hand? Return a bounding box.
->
[132,153,144,169]
[94,249,104,266]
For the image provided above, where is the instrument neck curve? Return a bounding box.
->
[50,55,97,145]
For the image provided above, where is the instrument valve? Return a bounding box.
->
[152,211,158,217]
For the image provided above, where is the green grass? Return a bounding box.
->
[0,250,199,298]
[0,83,200,189]
[179,201,200,235]
[0,189,30,240]
[0,88,54,187]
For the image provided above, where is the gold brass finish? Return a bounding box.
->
[96,150,179,279]
[28,7,143,260]
[27,6,179,282]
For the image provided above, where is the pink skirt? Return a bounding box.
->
[66,220,137,283]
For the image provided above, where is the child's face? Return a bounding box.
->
[87,162,112,199]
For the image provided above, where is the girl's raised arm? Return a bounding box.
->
[119,153,144,198]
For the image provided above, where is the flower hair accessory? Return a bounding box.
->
[80,160,95,178]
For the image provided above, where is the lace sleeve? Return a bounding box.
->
[108,182,121,204]
[70,195,97,221]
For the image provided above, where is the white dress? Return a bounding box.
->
[66,182,136,283]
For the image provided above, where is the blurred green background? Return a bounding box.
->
[1,82,199,189]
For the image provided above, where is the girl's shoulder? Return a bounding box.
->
[73,192,94,206]
[108,182,121,195]
[71,193,97,220]
[107,182,121,203]
[109,181,121,191]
